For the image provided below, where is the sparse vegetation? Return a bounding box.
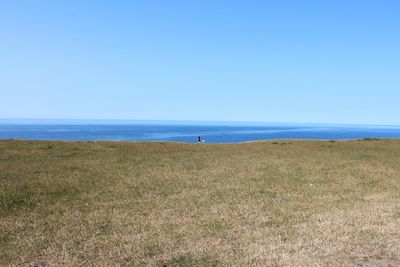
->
[360,137,381,141]
[1,139,400,266]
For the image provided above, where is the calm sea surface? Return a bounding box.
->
[1,123,400,143]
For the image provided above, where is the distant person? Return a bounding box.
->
[202,138,205,143]
[198,136,201,143]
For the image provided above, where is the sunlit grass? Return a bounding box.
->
[1,139,400,266]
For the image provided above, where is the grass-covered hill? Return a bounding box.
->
[1,139,400,266]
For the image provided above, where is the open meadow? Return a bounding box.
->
[1,139,400,266]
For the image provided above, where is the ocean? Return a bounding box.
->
[1,121,400,143]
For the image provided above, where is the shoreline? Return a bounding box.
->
[0,137,397,145]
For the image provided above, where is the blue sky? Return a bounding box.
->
[1,1,399,125]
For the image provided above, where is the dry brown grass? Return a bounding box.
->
[1,139,400,266]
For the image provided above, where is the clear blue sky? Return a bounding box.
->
[1,1,400,125]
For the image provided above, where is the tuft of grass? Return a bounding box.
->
[360,137,381,141]
[1,187,33,214]
[158,254,219,267]
[0,232,14,246]
[98,223,113,236]
[199,220,226,235]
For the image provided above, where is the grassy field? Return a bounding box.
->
[1,139,400,266]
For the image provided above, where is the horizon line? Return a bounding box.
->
[1,118,400,128]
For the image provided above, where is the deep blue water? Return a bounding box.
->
[1,123,400,143]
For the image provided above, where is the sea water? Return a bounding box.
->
[1,121,400,143]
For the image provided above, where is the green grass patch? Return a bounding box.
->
[199,220,226,235]
[158,254,219,267]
